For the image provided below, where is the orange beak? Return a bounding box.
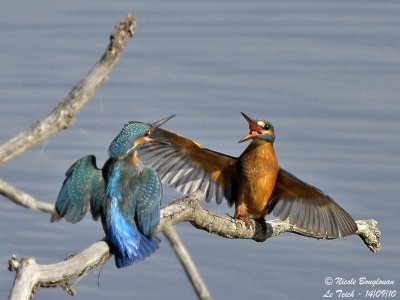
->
[238,112,264,143]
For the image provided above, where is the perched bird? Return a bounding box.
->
[137,113,357,239]
[51,115,174,268]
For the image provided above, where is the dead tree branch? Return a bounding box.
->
[8,241,111,300]
[2,13,211,300]
[0,177,54,213]
[0,13,135,212]
[8,191,381,299]
[0,13,136,166]
[162,223,212,300]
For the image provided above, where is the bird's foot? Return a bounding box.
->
[253,218,272,242]
[229,213,250,229]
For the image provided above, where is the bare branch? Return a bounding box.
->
[356,219,381,253]
[0,177,54,213]
[8,191,381,299]
[0,13,136,166]
[8,241,110,300]
[158,191,381,253]
[1,13,211,300]
[162,223,212,300]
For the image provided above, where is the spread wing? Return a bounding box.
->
[269,168,357,239]
[52,155,106,223]
[135,167,162,237]
[137,127,237,205]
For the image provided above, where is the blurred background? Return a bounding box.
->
[1,1,399,299]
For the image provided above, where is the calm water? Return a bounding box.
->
[1,1,399,299]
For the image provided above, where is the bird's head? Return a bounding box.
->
[239,112,275,144]
[108,114,175,158]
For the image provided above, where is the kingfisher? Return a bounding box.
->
[51,115,174,268]
[137,112,357,239]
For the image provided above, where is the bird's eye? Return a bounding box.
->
[265,124,270,130]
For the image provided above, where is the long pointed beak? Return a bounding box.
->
[151,114,176,129]
[238,134,254,143]
[239,112,262,143]
[123,115,175,155]
[240,112,257,126]
[143,114,176,146]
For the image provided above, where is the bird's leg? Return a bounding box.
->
[234,203,251,226]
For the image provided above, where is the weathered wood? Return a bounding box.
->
[8,191,381,299]
[0,13,136,166]
[163,223,212,300]
[1,13,212,300]
[0,178,54,213]
[8,242,110,300]
[158,192,381,253]
[355,219,381,253]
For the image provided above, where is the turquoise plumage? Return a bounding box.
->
[52,115,174,268]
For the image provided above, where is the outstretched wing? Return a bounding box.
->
[137,128,237,205]
[135,167,162,237]
[52,155,106,223]
[269,168,357,239]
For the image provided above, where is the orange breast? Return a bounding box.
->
[235,141,279,220]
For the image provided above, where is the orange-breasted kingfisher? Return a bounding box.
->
[51,115,174,268]
[137,113,357,239]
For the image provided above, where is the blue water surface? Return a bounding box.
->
[1,1,399,299]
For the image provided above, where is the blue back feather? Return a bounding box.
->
[55,120,164,268]
[104,155,161,268]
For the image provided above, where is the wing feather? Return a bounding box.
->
[137,128,237,204]
[135,167,162,237]
[269,168,357,238]
[52,155,105,223]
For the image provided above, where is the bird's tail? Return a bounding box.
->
[114,234,161,268]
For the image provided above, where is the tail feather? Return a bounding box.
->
[114,234,160,268]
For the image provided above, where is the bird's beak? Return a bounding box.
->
[145,114,176,146]
[151,114,176,130]
[125,115,176,153]
[238,112,263,143]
